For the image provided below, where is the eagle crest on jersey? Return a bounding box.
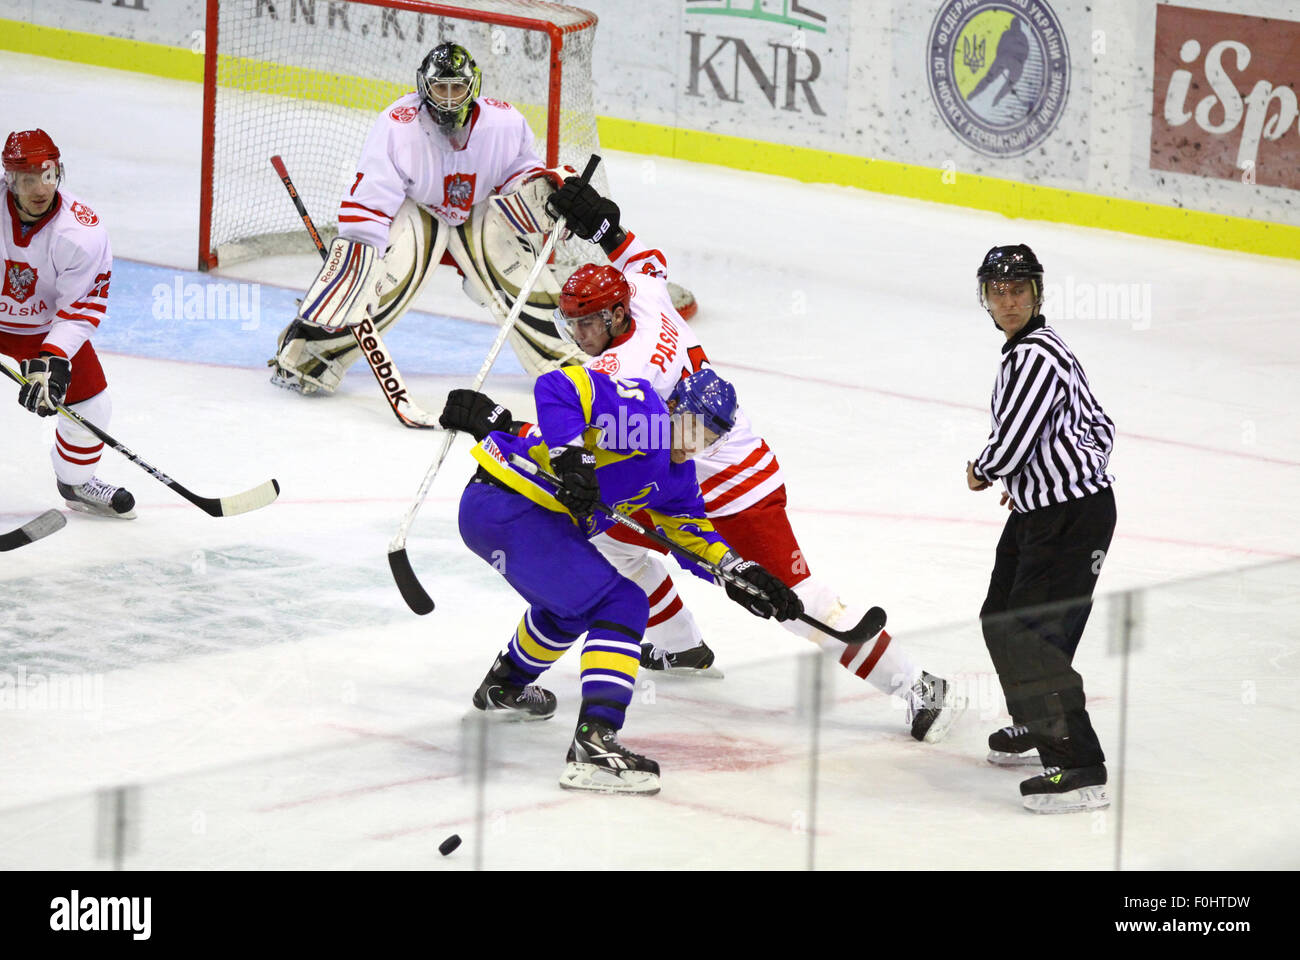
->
[444,173,476,213]
[4,260,37,302]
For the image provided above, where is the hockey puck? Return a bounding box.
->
[439,834,462,856]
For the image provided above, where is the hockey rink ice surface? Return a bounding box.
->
[2,54,1298,870]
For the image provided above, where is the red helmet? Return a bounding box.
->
[3,129,61,174]
[558,264,630,319]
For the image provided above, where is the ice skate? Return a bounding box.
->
[906,670,964,743]
[57,478,136,519]
[639,640,724,678]
[988,724,1041,766]
[1020,764,1110,813]
[470,655,556,721]
[558,719,660,795]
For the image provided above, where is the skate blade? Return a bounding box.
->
[921,692,966,744]
[465,706,554,723]
[64,500,136,521]
[558,762,660,796]
[988,749,1042,766]
[644,665,725,680]
[1022,786,1110,814]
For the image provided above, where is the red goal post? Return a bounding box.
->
[198,0,602,270]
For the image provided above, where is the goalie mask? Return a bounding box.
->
[977,244,1044,319]
[3,129,63,215]
[416,43,482,132]
[553,264,631,356]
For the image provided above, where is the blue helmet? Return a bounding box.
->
[668,368,737,436]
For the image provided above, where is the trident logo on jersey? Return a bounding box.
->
[3,260,37,303]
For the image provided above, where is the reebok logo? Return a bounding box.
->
[50,890,151,940]
[354,317,408,407]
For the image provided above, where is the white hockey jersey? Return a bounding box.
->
[337,93,547,247]
[0,189,111,359]
[588,233,784,518]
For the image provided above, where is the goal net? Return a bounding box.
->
[199,0,605,270]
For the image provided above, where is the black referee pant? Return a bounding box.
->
[980,486,1116,769]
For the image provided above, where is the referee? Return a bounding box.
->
[965,244,1117,814]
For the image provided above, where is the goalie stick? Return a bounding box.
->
[510,456,887,645]
[0,510,66,552]
[1,360,280,518]
[270,155,443,430]
[388,155,602,615]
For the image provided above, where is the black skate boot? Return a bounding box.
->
[57,478,136,519]
[470,655,556,721]
[558,719,661,795]
[907,670,964,743]
[639,640,724,678]
[988,724,1041,766]
[1020,764,1109,813]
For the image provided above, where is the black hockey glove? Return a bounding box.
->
[18,353,71,417]
[546,176,621,247]
[722,557,804,622]
[550,445,599,520]
[439,388,513,441]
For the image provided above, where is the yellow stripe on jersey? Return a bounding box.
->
[470,441,573,518]
[649,510,731,567]
[580,649,640,678]
[559,366,596,425]
[516,619,567,663]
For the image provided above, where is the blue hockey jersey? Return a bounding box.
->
[469,367,732,567]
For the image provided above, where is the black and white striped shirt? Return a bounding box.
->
[971,317,1114,512]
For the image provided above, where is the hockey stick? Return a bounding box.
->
[270,155,444,430]
[1,361,280,517]
[510,455,887,645]
[388,154,602,615]
[0,510,66,552]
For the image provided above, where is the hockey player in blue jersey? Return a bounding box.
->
[440,366,802,795]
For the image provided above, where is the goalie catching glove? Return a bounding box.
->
[17,353,70,417]
[439,389,514,441]
[546,176,622,249]
[549,445,599,520]
[720,555,803,622]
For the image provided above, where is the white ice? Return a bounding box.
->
[2,53,1298,869]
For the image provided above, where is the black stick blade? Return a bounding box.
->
[0,510,67,552]
[389,547,434,615]
[841,606,888,645]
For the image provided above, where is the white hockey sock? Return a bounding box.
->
[51,390,111,487]
[791,576,922,697]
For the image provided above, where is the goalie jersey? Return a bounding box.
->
[338,92,547,247]
[471,366,732,568]
[586,233,784,517]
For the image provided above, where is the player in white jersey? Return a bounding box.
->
[270,42,577,395]
[1,129,135,519]
[544,177,964,742]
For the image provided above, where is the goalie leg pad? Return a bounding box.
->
[270,201,444,394]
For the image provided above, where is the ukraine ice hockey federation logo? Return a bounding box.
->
[4,260,37,303]
[926,0,1070,158]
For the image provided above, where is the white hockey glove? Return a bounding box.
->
[492,166,575,236]
[295,236,381,331]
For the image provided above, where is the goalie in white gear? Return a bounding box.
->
[269,41,588,395]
